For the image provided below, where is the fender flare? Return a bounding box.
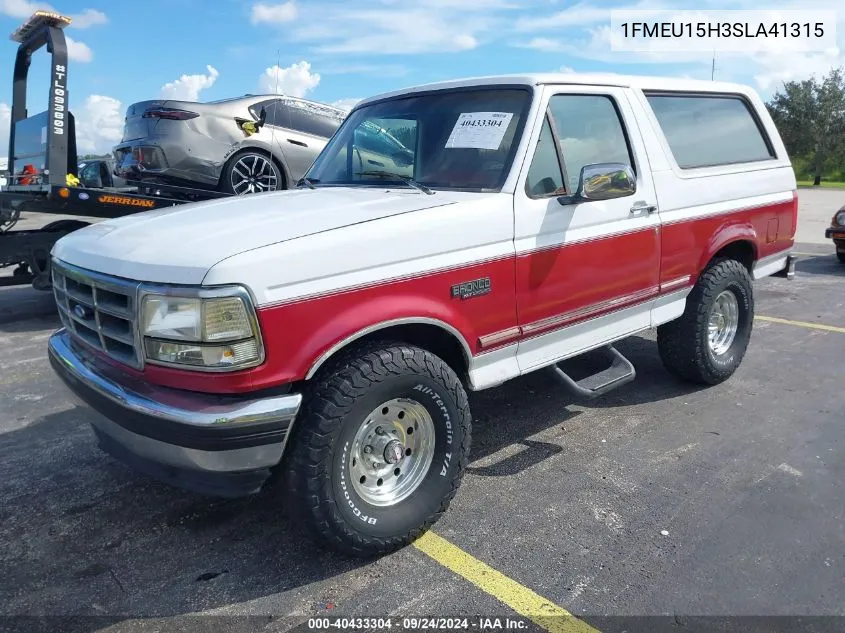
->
[698,223,759,273]
[304,317,474,380]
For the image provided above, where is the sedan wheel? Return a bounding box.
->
[226,153,280,195]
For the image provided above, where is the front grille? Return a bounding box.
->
[51,260,143,369]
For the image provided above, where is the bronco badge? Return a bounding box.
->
[451,277,491,300]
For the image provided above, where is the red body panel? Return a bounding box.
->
[515,227,660,337]
[660,196,797,286]
[132,256,518,394]
[107,197,796,395]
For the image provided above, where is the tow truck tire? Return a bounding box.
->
[657,258,754,385]
[284,342,471,557]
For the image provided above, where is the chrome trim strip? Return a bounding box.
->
[49,329,301,428]
[519,224,656,256]
[261,252,515,309]
[754,246,793,270]
[305,317,474,380]
[659,275,691,292]
[478,327,521,349]
[659,194,795,227]
[521,286,659,336]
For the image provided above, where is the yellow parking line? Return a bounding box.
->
[756,315,845,334]
[414,531,600,633]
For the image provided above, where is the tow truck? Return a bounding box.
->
[0,11,233,290]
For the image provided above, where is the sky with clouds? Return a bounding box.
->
[0,0,843,158]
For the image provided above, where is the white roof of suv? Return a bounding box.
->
[355,72,760,109]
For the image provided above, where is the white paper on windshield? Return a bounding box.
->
[445,112,514,150]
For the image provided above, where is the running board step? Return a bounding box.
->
[550,345,636,399]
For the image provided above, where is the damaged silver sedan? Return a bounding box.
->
[113,95,348,194]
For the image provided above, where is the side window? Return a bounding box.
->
[645,93,775,169]
[252,99,288,127]
[548,94,634,193]
[525,116,566,197]
[288,108,343,139]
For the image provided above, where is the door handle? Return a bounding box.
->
[287,139,308,148]
[630,201,657,215]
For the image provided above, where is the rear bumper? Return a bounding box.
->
[48,329,302,497]
[113,139,220,187]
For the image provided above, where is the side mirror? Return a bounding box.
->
[558,163,636,205]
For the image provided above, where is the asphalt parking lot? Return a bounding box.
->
[1,189,844,633]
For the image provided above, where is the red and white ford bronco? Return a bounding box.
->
[49,73,798,556]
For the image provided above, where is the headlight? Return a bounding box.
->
[140,289,263,370]
[835,210,845,226]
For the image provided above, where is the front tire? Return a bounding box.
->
[285,343,471,557]
[657,259,754,385]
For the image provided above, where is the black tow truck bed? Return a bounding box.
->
[1,11,232,290]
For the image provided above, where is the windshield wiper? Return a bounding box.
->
[354,171,434,195]
[296,176,318,190]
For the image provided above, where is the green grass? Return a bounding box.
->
[796,180,845,189]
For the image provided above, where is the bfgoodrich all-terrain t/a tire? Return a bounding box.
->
[284,342,472,557]
[657,259,755,385]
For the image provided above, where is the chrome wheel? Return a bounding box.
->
[229,154,278,195]
[349,398,436,507]
[708,290,739,355]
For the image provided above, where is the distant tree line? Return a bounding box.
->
[766,67,845,185]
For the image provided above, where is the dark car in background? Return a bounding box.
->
[113,95,347,195]
[77,157,128,189]
[824,203,845,263]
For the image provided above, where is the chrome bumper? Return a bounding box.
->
[48,329,302,497]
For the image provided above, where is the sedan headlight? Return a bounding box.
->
[140,289,263,370]
[835,210,845,226]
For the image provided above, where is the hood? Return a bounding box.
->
[52,187,471,285]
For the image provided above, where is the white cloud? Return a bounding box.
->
[0,102,11,161]
[288,3,499,55]
[251,1,297,24]
[331,98,363,112]
[258,61,320,97]
[509,0,845,94]
[74,95,123,155]
[1,1,107,27]
[66,36,93,62]
[159,65,220,102]
[560,66,576,73]
[70,8,107,28]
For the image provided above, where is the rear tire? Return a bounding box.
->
[221,150,283,195]
[837,251,845,264]
[285,342,471,557]
[657,259,754,385]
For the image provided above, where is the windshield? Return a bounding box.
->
[304,87,533,192]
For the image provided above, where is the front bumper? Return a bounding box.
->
[48,329,302,498]
[824,227,845,245]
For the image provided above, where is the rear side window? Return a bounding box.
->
[287,107,343,138]
[645,93,775,169]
